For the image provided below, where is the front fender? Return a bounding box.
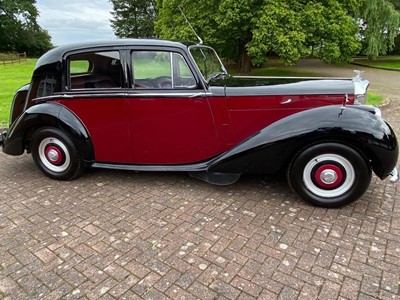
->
[2,102,95,163]
[208,105,398,179]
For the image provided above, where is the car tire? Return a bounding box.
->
[31,127,84,180]
[287,143,371,207]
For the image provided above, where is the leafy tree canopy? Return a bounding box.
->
[358,0,400,59]
[110,0,156,38]
[0,0,52,56]
[155,0,361,72]
[389,0,400,10]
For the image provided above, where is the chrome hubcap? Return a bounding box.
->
[320,169,338,184]
[47,149,59,162]
[38,137,70,173]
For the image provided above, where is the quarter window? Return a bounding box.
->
[37,74,57,97]
[132,51,196,89]
[68,51,123,89]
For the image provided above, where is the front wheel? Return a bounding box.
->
[287,143,371,207]
[31,128,84,180]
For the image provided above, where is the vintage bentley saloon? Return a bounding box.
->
[1,39,398,207]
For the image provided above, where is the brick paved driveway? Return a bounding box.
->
[1,63,399,299]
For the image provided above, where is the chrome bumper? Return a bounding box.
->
[0,129,6,146]
[389,167,399,183]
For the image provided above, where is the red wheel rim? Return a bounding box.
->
[314,164,344,189]
[45,145,63,165]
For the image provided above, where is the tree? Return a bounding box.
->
[16,27,53,57]
[155,0,361,73]
[0,0,52,55]
[109,0,156,38]
[389,0,400,10]
[358,0,400,59]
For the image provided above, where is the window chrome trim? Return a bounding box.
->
[33,91,213,102]
[170,52,174,88]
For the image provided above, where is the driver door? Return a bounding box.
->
[126,49,219,164]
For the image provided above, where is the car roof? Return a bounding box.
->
[34,38,199,74]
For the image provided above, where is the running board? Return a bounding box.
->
[92,162,208,172]
[92,163,240,185]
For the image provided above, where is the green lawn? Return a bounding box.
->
[0,59,37,126]
[366,92,386,106]
[228,66,317,77]
[249,67,318,77]
[352,56,400,71]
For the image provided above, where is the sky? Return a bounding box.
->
[36,0,116,46]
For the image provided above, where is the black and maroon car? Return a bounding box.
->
[1,39,398,207]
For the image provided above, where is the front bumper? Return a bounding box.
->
[390,167,399,183]
[0,129,6,146]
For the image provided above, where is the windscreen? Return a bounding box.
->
[189,46,227,81]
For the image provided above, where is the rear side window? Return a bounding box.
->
[37,74,57,97]
[70,60,91,74]
[132,50,196,89]
[68,51,123,89]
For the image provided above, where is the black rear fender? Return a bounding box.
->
[3,103,95,164]
[9,84,30,125]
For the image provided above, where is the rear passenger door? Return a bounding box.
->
[57,49,131,163]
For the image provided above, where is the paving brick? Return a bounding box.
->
[131,271,161,296]
[108,275,138,298]
[231,276,262,298]
[188,282,218,300]
[210,279,241,300]
[165,284,196,300]
[298,283,320,300]
[278,286,300,300]
[339,277,361,299]
[319,280,341,299]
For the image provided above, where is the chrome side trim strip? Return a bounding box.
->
[34,92,213,102]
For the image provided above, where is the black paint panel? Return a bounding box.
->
[208,105,398,180]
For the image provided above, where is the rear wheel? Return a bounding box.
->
[287,143,371,207]
[31,128,84,180]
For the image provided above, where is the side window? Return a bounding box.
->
[132,51,196,89]
[173,53,196,89]
[37,74,57,97]
[68,51,122,89]
[27,72,60,104]
[132,51,172,89]
[70,60,90,74]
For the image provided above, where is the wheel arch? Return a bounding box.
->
[3,102,95,164]
[286,136,372,176]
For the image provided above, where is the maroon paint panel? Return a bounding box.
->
[227,94,352,143]
[126,95,219,164]
[56,98,131,163]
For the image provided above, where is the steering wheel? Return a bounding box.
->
[155,76,172,89]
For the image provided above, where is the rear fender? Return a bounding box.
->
[208,105,398,179]
[9,84,30,125]
[3,102,94,163]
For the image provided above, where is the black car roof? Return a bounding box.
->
[35,38,198,72]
